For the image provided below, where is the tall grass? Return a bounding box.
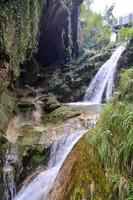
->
[86,69,133,199]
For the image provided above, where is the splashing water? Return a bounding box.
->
[14,115,97,200]
[84,44,126,103]
[14,130,86,200]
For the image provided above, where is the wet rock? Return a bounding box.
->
[34,48,113,103]
[0,133,7,199]
[47,137,109,200]
[44,94,61,113]
[18,101,35,112]
[42,106,80,124]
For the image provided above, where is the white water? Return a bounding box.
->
[84,44,126,103]
[15,129,88,200]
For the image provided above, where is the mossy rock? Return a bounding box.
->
[62,137,109,200]
[18,124,42,155]
[42,106,80,124]
[18,124,50,182]
[0,90,16,129]
[48,137,109,200]
[44,93,61,113]
[0,104,8,124]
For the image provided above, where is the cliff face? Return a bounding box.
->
[0,0,85,103]
[0,0,46,130]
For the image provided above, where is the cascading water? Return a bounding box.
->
[84,43,126,103]
[14,130,86,200]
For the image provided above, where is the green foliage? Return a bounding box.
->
[118,68,133,101]
[80,2,111,50]
[86,69,133,199]
[119,27,133,42]
[0,0,46,78]
[103,4,116,27]
[23,147,49,169]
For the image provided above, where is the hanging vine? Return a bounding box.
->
[0,0,46,78]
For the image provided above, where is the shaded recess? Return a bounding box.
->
[35,0,83,67]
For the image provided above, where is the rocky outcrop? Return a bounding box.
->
[35,49,112,102]
[0,1,46,131]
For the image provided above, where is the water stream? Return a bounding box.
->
[13,113,97,200]
[84,43,126,103]
[2,43,127,200]
[14,130,86,200]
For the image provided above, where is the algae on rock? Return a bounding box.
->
[42,106,80,124]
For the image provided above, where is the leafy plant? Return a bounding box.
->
[86,69,133,199]
[80,2,112,50]
[119,27,133,42]
[0,0,46,78]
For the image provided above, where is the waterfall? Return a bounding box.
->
[84,43,126,103]
[14,130,87,200]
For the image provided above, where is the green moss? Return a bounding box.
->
[0,90,16,127]
[63,138,109,200]
[18,124,43,156]
[118,68,133,102]
[42,106,80,124]
[22,147,50,170]
[85,69,133,199]
[0,0,46,78]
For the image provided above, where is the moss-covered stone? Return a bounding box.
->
[44,93,61,113]
[42,106,80,124]
[17,123,50,183]
[18,124,42,156]
[0,90,16,130]
[48,137,109,200]
[62,138,109,200]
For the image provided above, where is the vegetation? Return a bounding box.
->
[86,69,133,199]
[119,27,133,42]
[80,2,114,50]
[0,0,46,78]
[62,138,109,200]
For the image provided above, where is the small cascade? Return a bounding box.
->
[14,130,86,200]
[14,115,97,200]
[84,44,126,103]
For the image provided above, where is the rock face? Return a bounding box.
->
[36,0,83,66]
[35,49,112,102]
